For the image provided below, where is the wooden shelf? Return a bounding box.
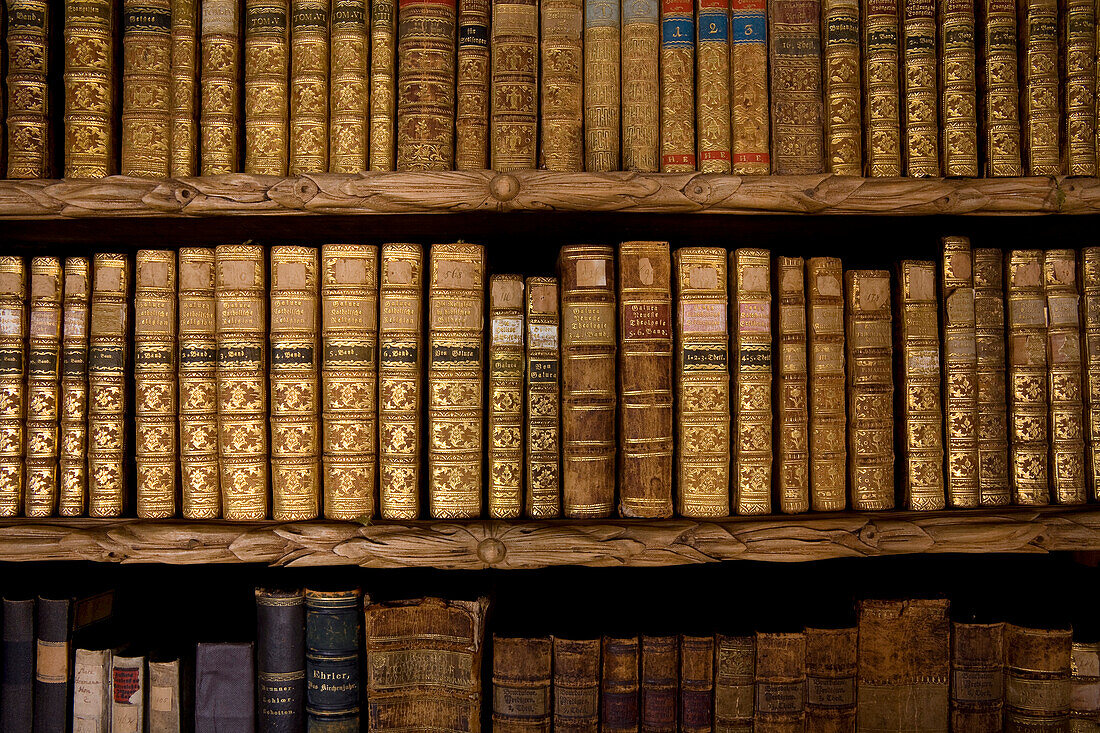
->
[0,173,1098,219]
[1,507,1098,568]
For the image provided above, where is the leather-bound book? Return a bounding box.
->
[491,0,539,170]
[553,638,600,731]
[289,0,329,173]
[88,254,130,518]
[715,635,755,733]
[170,0,199,176]
[195,642,256,733]
[1082,247,1100,501]
[306,589,362,731]
[365,597,488,732]
[805,627,857,732]
[396,0,457,170]
[147,658,183,732]
[973,248,1010,505]
[621,0,660,171]
[1070,642,1100,730]
[428,243,485,519]
[659,0,695,171]
[941,238,980,508]
[111,652,146,732]
[822,0,862,174]
[24,257,63,517]
[257,589,306,732]
[269,246,320,520]
[73,647,113,733]
[673,247,730,518]
[121,0,172,176]
[901,0,939,176]
[525,277,561,517]
[861,0,902,175]
[1019,0,1060,175]
[940,0,979,176]
[134,250,178,519]
[455,0,489,169]
[618,242,673,518]
[730,0,770,173]
[754,633,806,732]
[583,0,621,171]
[328,0,369,173]
[58,258,91,516]
[5,0,50,178]
[488,275,525,519]
[200,0,241,174]
[1044,249,1087,504]
[806,257,846,511]
[768,0,825,174]
[978,0,1022,175]
[1005,625,1072,730]
[1063,0,1096,176]
[558,245,616,518]
[2,597,34,732]
[695,0,731,172]
[731,249,772,515]
[320,244,379,520]
[34,597,73,731]
[539,0,584,170]
[0,258,25,516]
[951,621,1004,732]
[680,636,713,733]
[641,636,678,732]
[602,637,640,732]
[492,636,552,731]
[776,256,809,513]
[64,0,115,178]
[243,0,289,175]
[368,0,396,169]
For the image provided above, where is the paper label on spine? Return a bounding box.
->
[150,685,173,712]
[528,323,558,349]
[0,309,21,336]
[494,686,550,717]
[756,681,804,713]
[563,302,614,345]
[492,316,523,345]
[954,669,1003,702]
[807,676,856,707]
[738,301,770,333]
[680,302,726,334]
[576,258,607,287]
[688,266,718,289]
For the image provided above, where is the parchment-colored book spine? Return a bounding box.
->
[807,257,846,511]
[488,275,525,519]
[1006,249,1050,505]
[805,627,857,731]
[622,0,660,171]
[696,0,731,172]
[897,260,945,510]
[822,0,862,174]
[270,246,320,520]
[1070,642,1100,729]
[455,0,489,169]
[369,0,396,169]
[88,254,129,518]
[121,0,172,176]
[170,0,199,176]
[177,247,220,519]
[941,237,980,508]
[492,0,539,170]
[1004,625,1072,730]
[0,259,24,514]
[673,247,730,518]
[378,243,423,519]
[1043,249,1087,504]
[329,0,369,172]
[730,0,770,173]
[58,257,91,517]
[526,277,562,518]
[754,633,807,731]
[6,0,50,178]
[540,0,584,170]
[1063,0,1096,175]
[660,0,696,171]
[320,244,378,520]
[940,0,979,176]
[243,0,289,175]
[861,0,901,175]
[776,256,809,514]
[951,622,1004,731]
[396,0,457,170]
[200,0,241,174]
[618,241,674,518]
[1019,0,1061,175]
[901,0,939,176]
[428,243,485,518]
[584,0,620,171]
[64,0,115,178]
[715,635,755,733]
[24,258,62,517]
[134,250,178,518]
[290,0,329,173]
[845,269,894,511]
[215,244,268,520]
[1081,247,1100,501]
[973,247,1011,506]
[980,0,1022,175]
[732,248,771,515]
[769,0,825,174]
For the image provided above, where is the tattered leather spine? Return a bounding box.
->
[243,0,289,175]
[940,0,979,176]
[553,638,600,732]
[64,0,115,178]
[488,275,525,519]
[88,254,129,517]
[368,0,396,169]
[951,622,1004,732]
[584,0,621,171]
[1070,642,1100,730]
[754,633,806,732]
[695,0,731,172]
[901,0,939,176]
[732,248,771,515]
[455,0,489,169]
[641,636,678,732]
[329,0,369,173]
[602,637,640,733]
[807,257,846,511]
[680,636,713,733]
[1081,247,1100,501]
[822,0,862,174]
[805,627,857,732]
[492,0,539,170]
[861,0,902,175]
[24,258,62,517]
[622,0,660,171]
[715,635,755,733]
[776,256,809,514]
[979,0,1023,175]
[289,0,329,173]
[1005,625,1072,730]
[121,0,173,176]
[1063,0,1096,175]
[1044,249,1087,504]
[769,0,825,173]
[660,0,696,172]
[730,0,770,173]
[540,0,584,170]
[200,0,241,174]
[170,0,199,175]
[492,636,551,732]
[396,0,457,170]
[58,257,91,517]
[973,248,1011,505]
[942,238,980,508]
[526,277,561,517]
[1019,0,1061,175]
[6,0,50,178]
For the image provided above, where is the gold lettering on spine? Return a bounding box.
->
[733,249,771,514]
[396,0,457,170]
[330,0,370,172]
[807,257,846,510]
[65,0,115,177]
[902,0,939,176]
[940,0,978,176]
[0,259,25,515]
[369,0,397,169]
[1043,250,1086,504]
[695,0,730,171]
[456,0,490,168]
[1019,0,1060,174]
[526,277,561,517]
[776,256,809,513]
[730,0,770,173]
[941,238,980,507]
[981,0,1022,175]
[584,0,621,171]
[488,275,524,518]
[491,0,539,170]
[1081,248,1100,502]
[201,0,241,174]
[59,258,91,516]
[6,0,51,178]
[24,258,62,517]
[862,0,902,175]
[244,0,289,175]
[88,254,129,517]
[290,0,330,173]
[170,0,199,176]
[769,0,825,174]
[973,248,1011,505]
[122,0,172,176]
[660,0,695,171]
[540,0,584,170]
[822,0,862,174]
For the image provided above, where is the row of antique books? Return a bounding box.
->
[0,238,1098,521]
[2,0,1098,179]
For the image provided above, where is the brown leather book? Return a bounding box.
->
[1070,642,1100,728]
[768,0,825,173]
[395,0,457,170]
[492,636,551,732]
[754,632,806,732]
[679,636,713,733]
[602,637,640,732]
[552,638,600,732]
[1005,625,1073,730]
[805,627,856,732]
[640,636,678,732]
[951,621,1004,732]
[715,635,755,732]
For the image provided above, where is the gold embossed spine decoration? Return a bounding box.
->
[941,238,980,508]
[861,0,902,175]
[659,0,696,171]
[88,254,129,518]
[396,0,457,170]
[6,0,51,178]
[58,257,91,517]
[622,0,660,171]
[321,244,379,520]
[492,0,539,170]
[979,0,1022,175]
[715,634,755,731]
[289,0,329,173]
[200,0,241,174]
[243,0,289,175]
[369,0,396,169]
[329,0,369,172]
[776,256,808,514]
[64,0,115,178]
[121,0,172,176]
[730,0,770,173]
[526,277,562,517]
[584,0,621,171]
[940,0,979,176]
[674,247,730,518]
[23,258,62,517]
[1063,0,1096,175]
[696,0,732,172]
[822,0,862,174]
[134,250,178,518]
[1019,0,1061,175]
[540,0,584,170]
[1004,625,1073,729]
[972,248,1010,506]
[732,248,771,515]
[215,244,268,520]
[170,0,199,176]
[488,275,525,519]
[769,0,825,174]
[456,0,490,169]
[901,0,939,176]
[0,272,25,507]
[428,243,485,519]
[1081,247,1100,501]
[807,257,846,511]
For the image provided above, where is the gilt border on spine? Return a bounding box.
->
[88,254,129,517]
[732,248,771,515]
[488,275,525,519]
[58,257,91,516]
[24,258,62,517]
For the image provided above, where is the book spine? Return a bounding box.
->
[64,0,115,178]
[732,248,772,515]
[640,636,678,732]
[618,241,673,518]
[488,275,525,519]
[1019,0,1061,174]
[73,648,112,733]
[602,637,640,733]
[980,0,1023,175]
[329,0,369,172]
[306,589,362,731]
[1,598,34,732]
[492,636,552,732]
[396,0,457,170]
[368,0,396,169]
[111,654,146,732]
[24,257,62,517]
[540,0,585,170]
[0,259,27,516]
[270,246,320,520]
[169,0,199,176]
[320,244,379,520]
[195,643,256,730]
[769,0,825,174]
[715,635,754,733]
[822,0,862,174]
[754,633,806,732]
[215,244,268,520]
[730,0,770,173]
[256,589,306,732]
[845,269,894,511]
[806,257,846,511]
[88,254,129,517]
[378,243,423,519]
[58,257,91,517]
[200,0,241,174]
[428,243,485,518]
[679,636,713,733]
[901,0,938,176]
[243,0,289,175]
[289,0,329,173]
[862,0,902,175]
[951,622,1004,731]
[1044,249,1087,504]
[147,660,182,732]
[1070,642,1100,729]
[456,0,490,170]
[1006,249,1051,505]
[6,0,50,178]
[973,247,1011,505]
[805,627,857,731]
[134,250,178,518]
[584,0,621,171]
[557,245,616,518]
[673,247,731,518]
[526,277,562,518]
[34,597,71,731]
[491,0,539,170]
[177,247,220,519]
[553,638,601,732]
[121,0,172,176]
[941,237,980,508]
[622,0,660,171]
[940,0,979,176]
[1082,247,1100,502]
[696,0,732,172]
[1064,0,1097,175]
[775,256,809,514]
[1005,625,1072,729]
[660,0,696,171]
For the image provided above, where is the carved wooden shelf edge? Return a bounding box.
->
[0,172,1094,218]
[0,507,1097,568]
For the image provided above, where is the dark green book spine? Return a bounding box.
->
[257,589,306,732]
[305,589,362,732]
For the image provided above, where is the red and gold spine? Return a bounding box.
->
[540,0,584,170]
[776,256,809,514]
[621,0,660,171]
[807,257,846,511]
[289,0,329,174]
[88,254,130,518]
[696,0,731,172]
[0,259,26,517]
[488,275,525,519]
[732,248,771,515]
[121,0,173,176]
[973,248,1011,505]
[170,0,199,176]
[456,0,489,170]
[243,0,289,175]
[329,0,369,173]
[396,0,457,170]
[23,258,63,517]
[980,0,1022,175]
[1019,0,1061,175]
[492,0,540,170]
[1063,0,1096,175]
[861,0,902,175]
[730,0,770,173]
[64,0,116,178]
[942,237,980,508]
[822,0,862,174]
[940,0,979,177]
[200,0,242,174]
[901,0,939,176]
[768,0,825,174]
[58,258,91,517]
[525,277,562,517]
[660,0,696,171]
[368,0,396,169]
[584,0,621,171]
[1081,247,1100,501]
[6,0,51,178]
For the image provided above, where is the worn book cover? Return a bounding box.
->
[64,0,115,178]
[901,0,939,176]
[660,0,695,171]
[6,0,50,178]
[730,0,770,173]
[73,647,113,732]
[195,642,256,732]
[1005,625,1072,730]
[1,598,34,730]
[24,258,62,517]
[1044,249,1087,504]
[111,652,146,732]
[1062,0,1096,175]
[553,638,600,731]
[951,622,1004,732]
[396,0,457,170]
[602,637,640,732]
[979,0,1023,175]
[1081,247,1100,501]
[121,0,172,176]
[861,0,902,175]
[147,658,184,732]
[942,238,980,507]
[755,632,806,732]
[1070,642,1100,728]
[526,277,561,518]
[540,0,584,170]
[640,636,678,731]
[940,0,979,176]
[776,256,809,513]
[88,254,129,518]
[622,0,660,171]
[492,0,539,170]
[732,249,771,514]
[493,636,552,732]
[769,0,825,173]
[59,257,91,517]
[200,0,241,174]
[170,0,199,176]
[1019,0,1061,174]
[715,635,755,733]
[306,588,362,731]
[256,588,306,729]
[456,0,490,169]
[973,248,1011,505]
[369,0,396,169]
[696,0,732,172]
[805,627,857,731]
[243,0,289,175]
[807,257,846,511]
[680,636,713,733]
[488,275,525,519]
[584,0,621,171]
[822,0,862,174]
[329,0,369,172]
[289,0,329,173]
